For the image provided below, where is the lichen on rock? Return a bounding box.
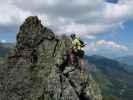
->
[0,16,102,100]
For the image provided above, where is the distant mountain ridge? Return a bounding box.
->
[85,55,133,100]
[0,42,15,57]
[116,56,133,66]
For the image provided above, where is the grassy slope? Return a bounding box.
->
[86,55,133,100]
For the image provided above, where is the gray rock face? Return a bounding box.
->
[0,16,102,100]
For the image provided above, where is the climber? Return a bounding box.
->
[70,33,85,65]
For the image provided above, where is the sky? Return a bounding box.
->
[0,0,133,58]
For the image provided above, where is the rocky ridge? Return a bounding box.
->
[0,16,102,100]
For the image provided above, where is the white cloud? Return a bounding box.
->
[85,40,128,53]
[1,40,7,43]
[86,35,96,40]
[0,1,31,25]
[97,40,128,51]
[0,0,32,32]
[104,0,133,24]
[0,0,132,35]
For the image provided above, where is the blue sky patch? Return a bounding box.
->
[106,0,118,3]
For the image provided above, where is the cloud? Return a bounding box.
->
[104,0,133,24]
[86,35,96,40]
[96,40,128,51]
[1,40,7,43]
[0,0,133,35]
[85,40,128,53]
[84,39,129,57]
[0,0,32,33]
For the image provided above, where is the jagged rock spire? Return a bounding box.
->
[0,16,102,100]
[16,16,55,50]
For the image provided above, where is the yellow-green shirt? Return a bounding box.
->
[72,38,83,50]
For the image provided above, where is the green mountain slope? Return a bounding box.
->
[116,56,133,66]
[85,55,133,100]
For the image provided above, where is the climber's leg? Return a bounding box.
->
[72,49,79,66]
[78,50,85,65]
[68,48,75,65]
[70,53,74,65]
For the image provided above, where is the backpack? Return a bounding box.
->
[79,39,85,47]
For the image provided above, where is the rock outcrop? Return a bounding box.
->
[0,16,102,100]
